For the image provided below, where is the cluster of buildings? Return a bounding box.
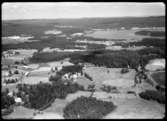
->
[2,50,20,58]
[7,91,23,105]
[62,72,82,83]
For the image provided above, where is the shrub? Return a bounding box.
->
[49,73,62,82]
[145,78,154,87]
[52,82,85,99]
[63,96,116,119]
[29,51,74,63]
[155,85,165,93]
[14,61,20,65]
[70,50,141,69]
[120,68,129,74]
[59,65,83,75]
[84,73,93,81]
[127,91,136,95]
[49,71,85,99]
[17,83,55,109]
[1,90,15,109]
[135,30,165,37]
[18,76,84,109]
[139,90,165,104]
[128,38,165,52]
[14,70,19,74]
[151,72,165,86]
[2,107,14,116]
[101,85,119,93]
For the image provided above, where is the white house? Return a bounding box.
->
[57,66,62,71]
[145,58,165,71]
[2,71,9,77]
[25,72,30,77]
[63,73,70,80]
[14,97,23,104]
[8,92,13,97]
[71,73,78,82]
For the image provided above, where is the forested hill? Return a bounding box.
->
[2,16,165,28]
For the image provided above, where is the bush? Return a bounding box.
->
[29,51,74,63]
[14,61,20,65]
[18,77,84,109]
[17,83,55,109]
[155,85,165,93]
[101,85,119,93]
[4,78,18,84]
[49,73,62,83]
[14,70,19,74]
[145,78,154,87]
[84,73,93,81]
[2,107,14,116]
[70,50,141,69]
[128,38,165,52]
[120,68,129,74]
[135,30,165,37]
[59,65,83,75]
[63,96,116,119]
[151,72,165,86]
[52,82,85,99]
[49,70,85,99]
[139,90,165,104]
[1,90,15,109]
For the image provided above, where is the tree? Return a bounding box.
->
[121,68,129,74]
[63,96,116,119]
[1,91,15,109]
[87,84,95,97]
[14,70,19,74]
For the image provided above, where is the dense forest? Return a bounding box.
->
[3,16,165,36]
[16,73,84,109]
[63,96,116,119]
[135,30,165,37]
[124,38,165,51]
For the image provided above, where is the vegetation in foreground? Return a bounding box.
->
[63,96,116,119]
[1,89,15,109]
[17,83,55,109]
[151,72,165,86]
[16,76,84,109]
[139,90,165,104]
[58,65,83,75]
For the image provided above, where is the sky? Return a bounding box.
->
[2,2,165,20]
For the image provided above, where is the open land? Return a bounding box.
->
[2,16,165,119]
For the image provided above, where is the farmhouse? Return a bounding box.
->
[14,97,23,105]
[71,33,84,37]
[145,58,165,71]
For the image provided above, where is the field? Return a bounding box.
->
[2,36,40,45]
[103,98,165,119]
[85,29,150,40]
[84,67,136,89]
[2,16,165,52]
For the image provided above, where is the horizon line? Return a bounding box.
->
[2,15,165,21]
